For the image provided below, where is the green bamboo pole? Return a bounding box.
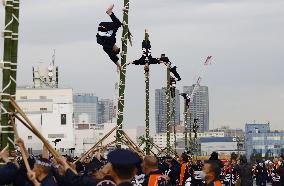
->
[189,112,192,151]
[1,0,14,154]
[116,0,130,148]
[166,65,171,155]
[144,31,150,155]
[172,93,177,153]
[184,102,188,152]
[10,0,19,101]
[145,69,150,155]
[9,0,20,152]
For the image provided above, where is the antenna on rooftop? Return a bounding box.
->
[52,49,56,66]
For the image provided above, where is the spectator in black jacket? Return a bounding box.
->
[0,149,18,186]
[209,152,224,170]
[238,155,253,186]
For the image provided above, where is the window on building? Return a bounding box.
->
[267,136,281,140]
[61,114,67,125]
[28,148,33,154]
[40,108,47,111]
[48,134,64,138]
[40,96,47,99]
[253,145,264,149]
[20,96,27,99]
[28,136,32,140]
[253,136,265,140]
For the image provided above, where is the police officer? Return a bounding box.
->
[106,149,140,186]
[58,149,140,186]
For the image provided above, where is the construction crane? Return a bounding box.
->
[181,56,213,154]
[190,56,212,100]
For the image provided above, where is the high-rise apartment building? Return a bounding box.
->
[183,85,209,132]
[155,87,180,133]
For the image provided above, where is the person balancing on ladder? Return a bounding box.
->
[127,29,160,72]
[97,4,122,71]
[160,54,181,81]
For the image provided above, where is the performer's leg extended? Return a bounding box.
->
[106,4,122,30]
[103,46,121,70]
[170,66,181,81]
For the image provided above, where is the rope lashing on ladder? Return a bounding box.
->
[2,0,13,7]
[1,0,14,110]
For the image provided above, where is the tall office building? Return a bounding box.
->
[183,85,209,132]
[98,99,115,124]
[155,87,180,133]
[73,93,99,125]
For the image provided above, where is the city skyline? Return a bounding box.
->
[0,0,283,130]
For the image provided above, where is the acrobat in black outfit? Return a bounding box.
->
[170,76,177,98]
[160,54,181,81]
[180,93,191,108]
[193,118,199,138]
[127,30,160,72]
[97,5,122,70]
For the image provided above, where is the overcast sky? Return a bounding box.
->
[1,0,283,131]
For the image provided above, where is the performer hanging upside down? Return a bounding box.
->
[160,54,181,81]
[170,76,176,98]
[97,4,122,71]
[180,93,190,108]
[127,29,160,72]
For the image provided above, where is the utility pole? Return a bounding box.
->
[116,0,130,148]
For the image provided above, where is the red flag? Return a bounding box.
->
[204,56,212,65]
